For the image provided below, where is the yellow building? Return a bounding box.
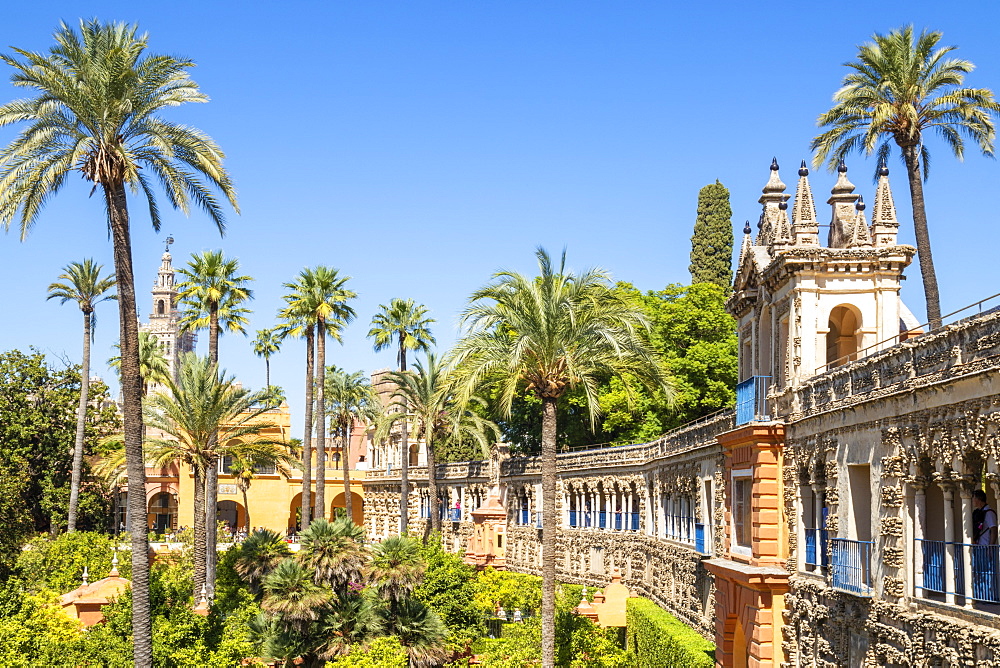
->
[133,247,366,536]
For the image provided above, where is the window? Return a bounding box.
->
[254,463,276,475]
[218,455,234,475]
[733,474,753,550]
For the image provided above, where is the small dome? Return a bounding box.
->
[837,159,848,173]
[743,220,752,235]
[770,157,779,171]
[798,160,809,177]
[855,194,866,211]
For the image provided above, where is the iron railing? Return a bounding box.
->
[918,539,1000,603]
[534,512,543,529]
[830,538,873,596]
[736,376,771,425]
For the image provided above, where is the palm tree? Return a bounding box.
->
[0,21,238,663]
[378,597,449,668]
[253,327,282,391]
[230,440,296,530]
[143,354,277,601]
[325,366,381,521]
[47,259,116,532]
[260,559,333,668]
[367,534,426,607]
[812,26,1000,329]
[383,353,499,534]
[281,267,356,525]
[109,331,170,396]
[368,299,435,533]
[448,248,673,668]
[277,304,316,529]
[297,517,368,591]
[176,249,253,595]
[235,528,292,597]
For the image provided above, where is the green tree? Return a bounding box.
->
[297,517,367,592]
[177,249,254,596]
[143,354,276,602]
[812,25,1000,329]
[47,259,116,532]
[325,366,380,521]
[253,327,282,391]
[16,531,131,594]
[229,440,295,531]
[449,248,673,668]
[368,299,435,533]
[688,181,733,289]
[383,353,499,533]
[0,21,239,663]
[0,350,119,539]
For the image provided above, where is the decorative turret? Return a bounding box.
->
[739,220,753,265]
[847,195,873,248]
[791,160,819,246]
[871,159,900,246]
[827,160,860,247]
[757,158,788,248]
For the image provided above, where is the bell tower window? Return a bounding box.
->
[157,299,165,315]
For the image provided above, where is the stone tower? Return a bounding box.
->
[728,159,917,407]
[139,238,196,393]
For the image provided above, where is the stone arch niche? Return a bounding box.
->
[157,299,165,315]
[826,304,862,368]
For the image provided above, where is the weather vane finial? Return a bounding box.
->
[165,235,174,253]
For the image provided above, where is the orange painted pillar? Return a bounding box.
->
[704,422,789,668]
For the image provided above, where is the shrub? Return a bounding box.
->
[16,531,130,593]
[625,598,714,668]
[325,635,408,667]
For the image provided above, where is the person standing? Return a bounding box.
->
[972,489,998,601]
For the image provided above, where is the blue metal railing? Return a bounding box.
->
[447,508,461,522]
[568,511,578,528]
[695,523,707,554]
[918,539,1000,603]
[520,509,530,525]
[830,538,873,596]
[598,511,607,529]
[614,512,622,531]
[629,512,640,531]
[735,376,771,426]
[804,528,829,568]
[534,512,543,529]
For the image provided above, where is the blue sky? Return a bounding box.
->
[2,1,999,437]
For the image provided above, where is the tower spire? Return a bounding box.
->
[791,160,819,246]
[871,159,900,246]
[827,160,859,247]
[757,158,787,249]
[847,195,873,247]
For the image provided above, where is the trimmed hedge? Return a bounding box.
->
[625,597,714,667]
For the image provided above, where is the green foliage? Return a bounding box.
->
[325,635,409,667]
[415,538,485,642]
[0,590,84,665]
[625,597,714,668]
[478,613,629,668]
[689,181,734,289]
[0,350,119,540]
[474,568,542,617]
[16,531,131,593]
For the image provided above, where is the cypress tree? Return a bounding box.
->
[688,180,734,289]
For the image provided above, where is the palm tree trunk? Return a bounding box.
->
[901,143,942,329]
[427,421,439,535]
[205,306,220,597]
[342,424,353,521]
[399,338,409,534]
[67,309,92,532]
[314,318,327,522]
[105,181,152,667]
[301,326,315,528]
[242,484,251,532]
[540,396,557,668]
[265,357,270,392]
[193,463,207,602]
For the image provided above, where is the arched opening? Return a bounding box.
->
[826,305,861,368]
[289,493,304,534]
[216,500,245,532]
[157,299,165,315]
[147,491,177,533]
[330,491,364,526]
[409,443,419,467]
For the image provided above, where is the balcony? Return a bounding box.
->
[830,538,873,596]
[735,376,770,426]
[919,540,1000,604]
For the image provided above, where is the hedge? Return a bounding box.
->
[625,597,714,667]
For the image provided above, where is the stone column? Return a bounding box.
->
[960,481,975,609]
[914,481,926,598]
[811,482,824,569]
[940,481,957,605]
[798,482,810,573]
